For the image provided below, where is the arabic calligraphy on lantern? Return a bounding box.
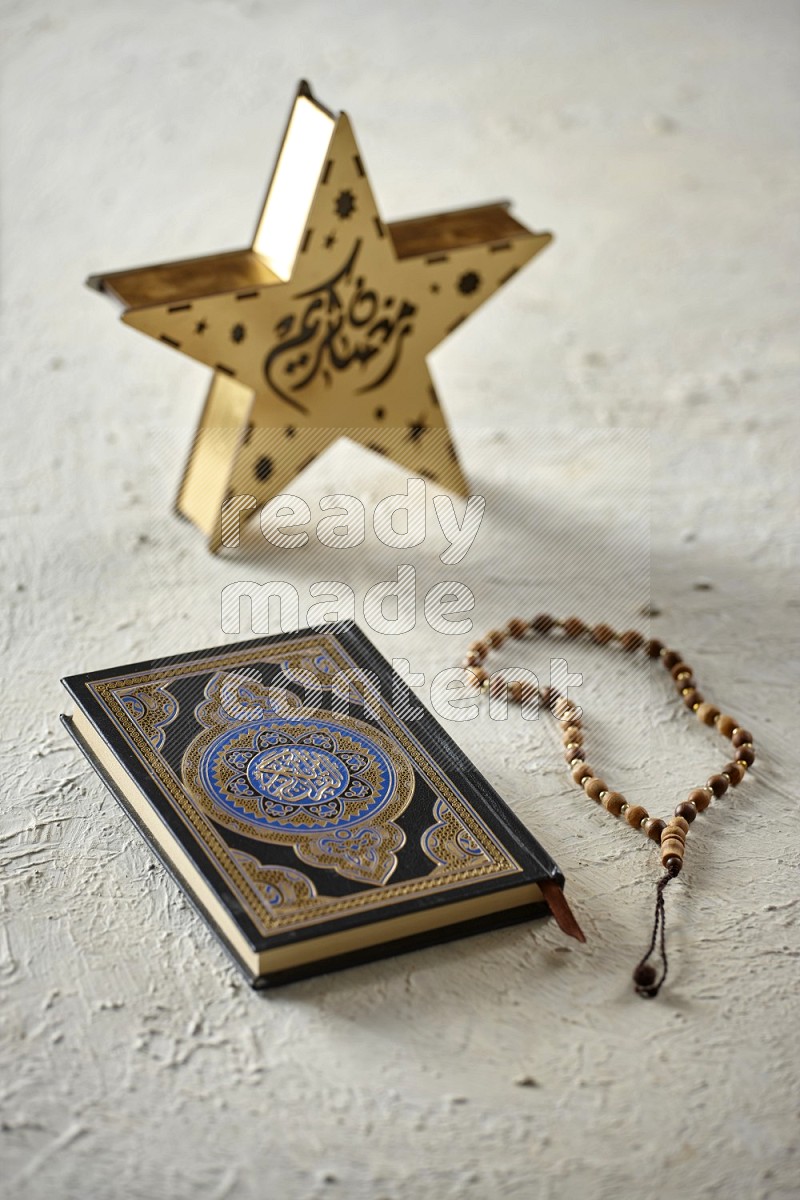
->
[264,239,416,408]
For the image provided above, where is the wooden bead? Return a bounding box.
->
[737,745,755,766]
[626,804,649,828]
[540,686,557,710]
[572,763,593,785]
[468,640,487,659]
[670,661,693,681]
[722,761,744,786]
[663,855,683,875]
[509,680,524,703]
[646,817,666,843]
[661,839,686,871]
[584,778,606,802]
[461,656,478,669]
[619,630,643,652]
[564,747,583,764]
[646,638,664,658]
[662,649,682,669]
[603,792,626,816]
[554,695,578,720]
[707,773,729,797]
[562,724,582,743]
[669,815,690,835]
[519,681,538,704]
[468,667,487,688]
[489,675,507,698]
[562,617,586,638]
[591,623,615,645]
[688,787,712,813]
[507,618,528,639]
[487,629,505,648]
[717,714,737,738]
[696,702,720,726]
[732,729,753,747]
[675,800,698,823]
[682,688,703,709]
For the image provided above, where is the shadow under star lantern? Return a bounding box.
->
[88,81,553,551]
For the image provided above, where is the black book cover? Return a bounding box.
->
[62,621,569,986]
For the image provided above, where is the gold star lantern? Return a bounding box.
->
[89,82,552,550]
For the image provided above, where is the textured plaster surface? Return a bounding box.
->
[1,2,798,1198]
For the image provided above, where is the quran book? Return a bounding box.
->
[61,622,575,987]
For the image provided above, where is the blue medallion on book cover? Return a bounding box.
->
[88,631,524,936]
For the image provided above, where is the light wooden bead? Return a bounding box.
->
[696,702,721,726]
[603,792,626,816]
[468,641,488,659]
[572,763,593,785]
[626,804,649,828]
[468,667,487,688]
[562,724,582,743]
[584,778,606,802]
[688,787,712,813]
[670,815,690,836]
[717,714,737,738]
[661,819,687,870]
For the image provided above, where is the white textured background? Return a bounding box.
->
[1,2,798,1197]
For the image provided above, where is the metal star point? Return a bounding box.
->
[88,81,553,550]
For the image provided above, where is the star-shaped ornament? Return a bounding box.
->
[89,82,552,550]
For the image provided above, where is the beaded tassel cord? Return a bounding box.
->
[461,615,756,998]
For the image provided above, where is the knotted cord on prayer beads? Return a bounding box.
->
[461,615,756,998]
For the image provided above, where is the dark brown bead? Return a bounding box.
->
[670,662,693,681]
[662,649,682,669]
[487,629,505,649]
[674,675,695,693]
[688,787,712,813]
[722,761,744,786]
[509,680,524,703]
[540,686,557,711]
[682,689,703,709]
[707,774,729,797]
[562,617,586,638]
[531,613,554,634]
[696,702,720,726]
[584,778,606,802]
[736,745,755,766]
[564,747,583,764]
[591,623,615,645]
[732,729,753,747]
[633,962,657,990]
[507,618,528,639]
[571,763,593,785]
[646,638,664,658]
[717,714,737,738]
[646,818,666,843]
[619,630,644,652]
[664,855,683,875]
[675,800,698,823]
